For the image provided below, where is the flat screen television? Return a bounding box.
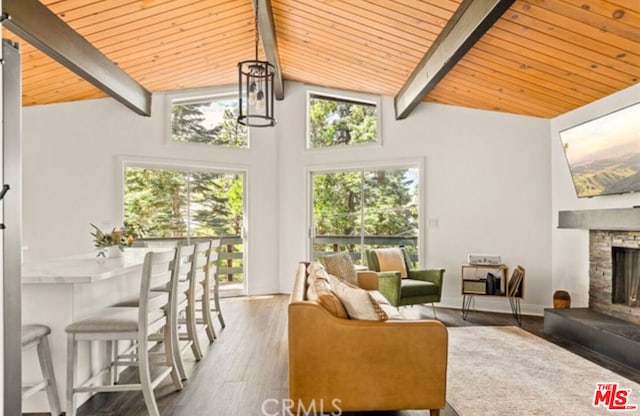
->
[559,102,640,198]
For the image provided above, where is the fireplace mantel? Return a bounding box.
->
[558,208,640,231]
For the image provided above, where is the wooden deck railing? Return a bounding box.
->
[137,234,418,281]
[135,236,243,284]
[313,235,418,264]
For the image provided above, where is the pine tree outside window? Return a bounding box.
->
[307,91,381,149]
[170,93,248,148]
[311,167,420,267]
[123,163,246,294]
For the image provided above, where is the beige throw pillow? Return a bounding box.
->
[306,262,348,318]
[306,261,329,285]
[306,275,348,319]
[378,303,404,320]
[321,252,358,285]
[367,290,405,320]
[307,261,325,277]
[328,274,388,321]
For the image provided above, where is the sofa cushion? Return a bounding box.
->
[306,262,330,285]
[328,274,388,321]
[369,290,404,320]
[401,279,440,297]
[306,276,348,319]
[379,303,404,320]
[320,252,358,285]
[368,289,391,306]
[306,262,347,319]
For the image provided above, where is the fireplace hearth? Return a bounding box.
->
[550,210,640,369]
[545,238,640,369]
[544,308,640,371]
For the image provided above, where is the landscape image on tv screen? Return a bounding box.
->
[560,102,640,198]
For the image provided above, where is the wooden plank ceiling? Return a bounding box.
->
[2,0,639,118]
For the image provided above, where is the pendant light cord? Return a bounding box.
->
[254,0,259,61]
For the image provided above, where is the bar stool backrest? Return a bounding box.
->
[191,241,213,289]
[140,249,177,337]
[175,243,196,300]
[209,239,221,286]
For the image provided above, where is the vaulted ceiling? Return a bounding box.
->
[2,0,639,118]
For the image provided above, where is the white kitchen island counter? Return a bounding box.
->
[22,247,161,284]
[22,247,173,413]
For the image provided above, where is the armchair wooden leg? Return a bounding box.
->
[431,303,438,319]
[430,409,440,416]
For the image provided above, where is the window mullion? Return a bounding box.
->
[359,170,366,265]
[186,170,191,243]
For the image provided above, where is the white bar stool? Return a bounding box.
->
[198,239,225,340]
[65,249,183,416]
[22,324,62,416]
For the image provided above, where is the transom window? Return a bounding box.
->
[170,94,248,148]
[307,91,380,149]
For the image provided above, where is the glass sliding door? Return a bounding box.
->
[124,167,188,237]
[188,170,246,295]
[123,165,246,296]
[363,168,420,267]
[311,166,420,266]
[312,171,364,263]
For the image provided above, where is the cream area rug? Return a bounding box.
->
[447,326,640,416]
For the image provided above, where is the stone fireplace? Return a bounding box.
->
[590,230,640,324]
[548,209,640,370]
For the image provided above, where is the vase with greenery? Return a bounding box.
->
[91,223,136,258]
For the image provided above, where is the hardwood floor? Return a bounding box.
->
[34,295,639,416]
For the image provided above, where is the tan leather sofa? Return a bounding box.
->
[288,262,448,416]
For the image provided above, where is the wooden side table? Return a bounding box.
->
[461,263,524,325]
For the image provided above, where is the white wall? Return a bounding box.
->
[22,89,279,295]
[278,82,552,315]
[22,81,553,313]
[550,83,640,307]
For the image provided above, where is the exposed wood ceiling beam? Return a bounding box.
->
[2,0,152,116]
[394,0,515,120]
[255,0,284,100]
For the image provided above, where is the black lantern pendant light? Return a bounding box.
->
[237,0,276,127]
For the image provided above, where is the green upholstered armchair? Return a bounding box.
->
[365,248,444,317]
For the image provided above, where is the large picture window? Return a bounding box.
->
[307,91,380,149]
[123,164,246,294]
[311,167,420,266]
[170,94,248,148]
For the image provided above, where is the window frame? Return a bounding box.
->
[306,158,425,266]
[305,88,383,151]
[118,156,249,296]
[165,87,251,149]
